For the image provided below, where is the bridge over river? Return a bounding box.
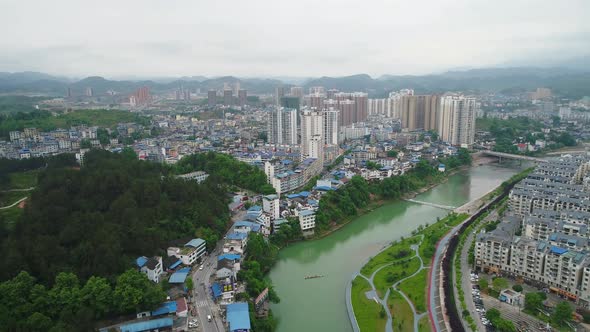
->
[482,150,547,163]
[404,199,456,211]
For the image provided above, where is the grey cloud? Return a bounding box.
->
[0,0,589,77]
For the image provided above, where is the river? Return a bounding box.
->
[268,163,523,332]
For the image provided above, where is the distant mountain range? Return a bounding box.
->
[1,66,590,99]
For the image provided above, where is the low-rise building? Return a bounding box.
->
[167,238,206,266]
[298,209,316,231]
[177,171,209,183]
[137,256,163,283]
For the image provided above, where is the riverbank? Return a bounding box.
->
[349,213,469,332]
[269,164,522,332]
[348,166,533,332]
[308,162,474,242]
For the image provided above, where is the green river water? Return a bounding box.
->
[268,164,523,332]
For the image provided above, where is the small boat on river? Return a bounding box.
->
[304,275,324,280]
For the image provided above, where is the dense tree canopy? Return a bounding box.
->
[551,301,573,326]
[0,270,165,331]
[172,152,275,194]
[0,149,231,283]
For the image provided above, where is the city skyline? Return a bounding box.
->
[1,0,589,77]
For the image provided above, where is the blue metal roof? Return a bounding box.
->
[120,317,173,332]
[211,283,222,298]
[136,256,148,268]
[169,260,182,270]
[151,301,177,316]
[286,194,300,199]
[227,302,251,331]
[550,246,568,255]
[247,205,262,212]
[227,232,247,240]
[169,268,190,283]
[234,221,256,227]
[298,191,310,197]
[314,186,334,191]
[185,238,205,248]
[299,210,314,216]
[218,254,241,261]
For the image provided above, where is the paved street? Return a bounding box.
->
[459,209,498,331]
[191,245,225,332]
[188,209,247,332]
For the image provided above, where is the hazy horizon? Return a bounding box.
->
[1,0,589,78]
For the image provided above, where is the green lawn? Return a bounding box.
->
[418,213,467,261]
[351,276,387,332]
[4,170,39,189]
[398,269,428,313]
[373,257,420,297]
[445,213,469,227]
[361,236,420,276]
[389,290,413,332]
[418,315,432,332]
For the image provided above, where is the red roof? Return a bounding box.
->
[176,297,188,314]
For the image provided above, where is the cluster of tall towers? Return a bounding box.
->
[367,89,477,146]
[208,82,248,108]
[268,86,371,161]
[267,106,340,162]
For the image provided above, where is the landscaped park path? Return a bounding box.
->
[352,234,429,332]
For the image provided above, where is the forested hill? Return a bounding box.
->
[172,152,276,194]
[0,150,234,283]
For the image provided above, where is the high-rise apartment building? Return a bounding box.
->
[280,96,301,110]
[267,107,298,146]
[322,108,340,145]
[238,89,247,106]
[290,86,304,98]
[334,92,351,102]
[85,87,93,97]
[400,95,439,131]
[223,89,233,106]
[300,109,324,160]
[368,98,390,116]
[388,89,414,118]
[275,87,285,106]
[351,92,368,123]
[309,93,325,110]
[531,87,552,100]
[208,90,217,108]
[233,82,240,97]
[308,135,324,160]
[130,87,151,107]
[327,89,339,100]
[331,92,368,124]
[438,95,477,146]
[309,86,325,95]
[338,99,356,126]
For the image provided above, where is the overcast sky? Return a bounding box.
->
[1,0,589,78]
